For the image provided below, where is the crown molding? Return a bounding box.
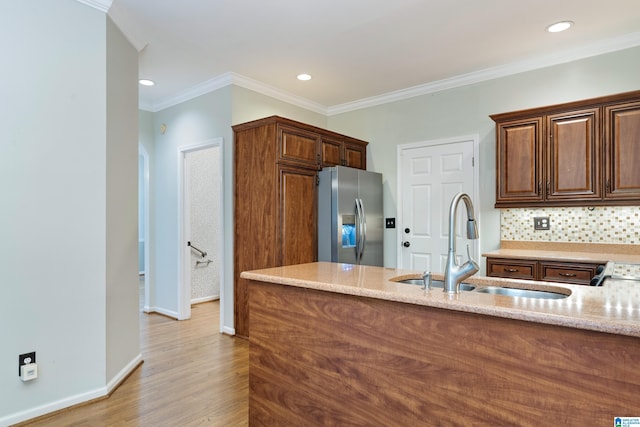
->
[145,72,328,114]
[230,73,328,115]
[75,0,112,13]
[327,31,640,116]
[144,73,234,112]
[141,31,640,115]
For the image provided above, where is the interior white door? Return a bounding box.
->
[398,138,476,273]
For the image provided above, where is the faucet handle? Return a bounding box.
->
[422,271,432,290]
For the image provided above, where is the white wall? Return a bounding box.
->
[105,16,140,383]
[0,1,139,424]
[139,110,155,306]
[144,85,326,331]
[328,45,640,270]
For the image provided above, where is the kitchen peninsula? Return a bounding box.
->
[242,262,640,425]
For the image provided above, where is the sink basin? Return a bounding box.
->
[395,278,475,291]
[476,286,569,300]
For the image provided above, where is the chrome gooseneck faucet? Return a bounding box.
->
[444,193,479,294]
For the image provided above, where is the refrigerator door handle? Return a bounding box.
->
[355,198,363,264]
[358,198,367,262]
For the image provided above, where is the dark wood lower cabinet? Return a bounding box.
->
[248,281,640,425]
[486,257,599,285]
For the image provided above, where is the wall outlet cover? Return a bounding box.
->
[19,352,36,376]
[534,217,550,230]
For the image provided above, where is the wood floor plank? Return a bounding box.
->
[20,302,248,426]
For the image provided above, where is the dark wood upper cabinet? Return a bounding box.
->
[321,136,367,170]
[277,124,321,168]
[604,100,640,200]
[492,90,640,208]
[343,141,366,169]
[496,117,543,204]
[546,108,600,202]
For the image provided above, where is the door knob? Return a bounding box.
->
[403,241,411,247]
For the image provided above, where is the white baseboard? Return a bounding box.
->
[0,353,142,427]
[106,354,143,394]
[221,325,236,335]
[191,295,219,305]
[144,306,179,319]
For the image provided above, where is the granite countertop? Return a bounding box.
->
[241,262,640,338]
[482,248,640,264]
[483,241,640,264]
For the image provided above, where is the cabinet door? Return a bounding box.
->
[496,117,543,205]
[604,101,640,200]
[321,137,343,167]
[277,124,320,168]
[277,165,318,266]
[344,141,366,170]
[546,109,601,202]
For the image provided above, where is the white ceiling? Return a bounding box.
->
[106,0,640,113]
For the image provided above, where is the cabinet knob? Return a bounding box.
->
[403,241,411,248]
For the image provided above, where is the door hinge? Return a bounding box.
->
[472,157,475,167]
[316,175,320,186]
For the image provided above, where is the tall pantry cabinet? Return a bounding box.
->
[233,116,368,338]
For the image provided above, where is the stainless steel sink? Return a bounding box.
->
[396,278,475,291]
[475,286,569,300]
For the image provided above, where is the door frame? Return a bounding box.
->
[139,144,151,312]
[177,138,224,324]
[396,135,481,269]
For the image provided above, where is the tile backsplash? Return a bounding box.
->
[501,206,640,244]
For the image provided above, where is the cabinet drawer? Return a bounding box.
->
[486,258,536,280]
[539,262,598,285]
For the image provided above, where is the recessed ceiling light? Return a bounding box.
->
[546,21,573,33]
[139,79,155,86]
[297,74,311,81]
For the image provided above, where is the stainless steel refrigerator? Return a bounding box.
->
[318,166,383,266]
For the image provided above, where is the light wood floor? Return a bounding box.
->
[22,300,249,426]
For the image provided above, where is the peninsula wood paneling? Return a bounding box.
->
[249,280,640,425]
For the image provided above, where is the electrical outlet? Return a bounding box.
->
[385,218,396,229]
[19,352,36,376]
[533,217,550,230]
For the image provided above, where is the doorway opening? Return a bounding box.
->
[139,145,150,312]
[178,138,224,327]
